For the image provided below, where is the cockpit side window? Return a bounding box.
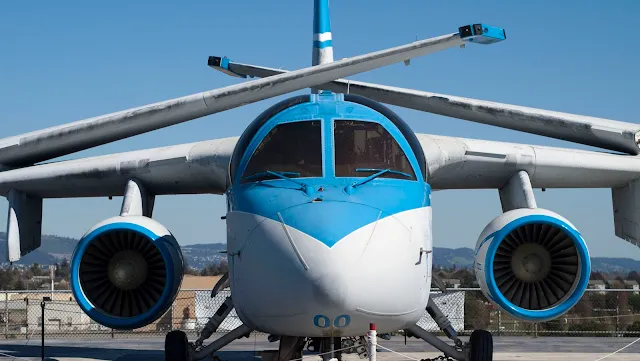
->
[241,120,322,183]
[334,120,416,180]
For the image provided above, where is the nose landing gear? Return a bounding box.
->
[467,330,493,361]
[404,296,494,361]
[165,330,190,361]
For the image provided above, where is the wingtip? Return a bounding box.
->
[459,23,506,44]
[207,56,246,78]
[207,56,222,67]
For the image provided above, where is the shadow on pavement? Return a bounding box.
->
[0,344,262,361]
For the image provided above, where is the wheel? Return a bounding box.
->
[165,330,190,361]
[468,330,493,361]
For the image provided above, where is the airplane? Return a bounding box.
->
[2,1,639,361]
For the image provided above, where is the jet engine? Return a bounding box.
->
[70,215,184,329]
[474,208,590,322]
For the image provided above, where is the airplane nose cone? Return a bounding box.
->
[310,270,350,309]
[227,200,430,336]
[277,200,383,310]
[229,201,382,315]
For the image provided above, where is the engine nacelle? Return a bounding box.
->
[474,208,590,322]
[70,216,184,329]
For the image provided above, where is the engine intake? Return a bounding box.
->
[474,208,590,322]
[71,216,184,329]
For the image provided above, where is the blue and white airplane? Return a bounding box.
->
[3,1,640,361]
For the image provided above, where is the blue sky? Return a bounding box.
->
[2,0,640,259]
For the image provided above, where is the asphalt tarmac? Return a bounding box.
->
[0,335,638,361]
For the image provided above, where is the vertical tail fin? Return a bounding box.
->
[312,0,334,66]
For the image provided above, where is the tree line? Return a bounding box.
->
[0,259,228,291]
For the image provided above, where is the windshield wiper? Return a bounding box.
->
[345,168,412,194]
[246,171,300,182]
[355,168,413,179]
[245,170,312,194]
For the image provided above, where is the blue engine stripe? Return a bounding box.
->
[484,215,591,321]
[70,222,179,329]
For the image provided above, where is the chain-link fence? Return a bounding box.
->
[1,288,639,339]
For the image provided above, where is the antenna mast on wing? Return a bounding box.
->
[312,0,334,93]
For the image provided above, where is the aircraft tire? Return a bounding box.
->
[165,330,190,361]
[468,329,493,361]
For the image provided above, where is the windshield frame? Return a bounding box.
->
[236,118,325,185]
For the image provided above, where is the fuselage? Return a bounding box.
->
[224,91,433,337]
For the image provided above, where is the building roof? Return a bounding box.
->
[588,280,605,286]
[624,280,639,286]
[180,275,223,290]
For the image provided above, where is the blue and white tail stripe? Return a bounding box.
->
[312,0,334,66]
[313,32,333,49]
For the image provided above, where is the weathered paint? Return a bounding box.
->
[0,137,238,198]
[218,61,640,155]
[0,31,465,167]
[3,132,640,199]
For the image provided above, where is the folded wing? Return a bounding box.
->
[0,30,468,167]
[213,61,640,155]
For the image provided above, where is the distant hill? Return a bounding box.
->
[0,232,69,266]
[0,232,226,269]
[1,233,640,273]
[431,247,640,274]
[433,247,475,269]
[180,243,227,269]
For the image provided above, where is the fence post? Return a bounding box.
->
[4,291,8,339]
[170,302,174,331]
[41,296,51,361]
[616,297,620,337]
[25,298,29,340]
[498,310,502,336]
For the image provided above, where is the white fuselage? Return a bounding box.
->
[225,206,433,337]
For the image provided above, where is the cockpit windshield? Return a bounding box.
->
[242,120,323,182]
[334,120,415,180]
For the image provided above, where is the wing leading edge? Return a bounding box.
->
[3,133,640,256]
[0,137,238,198]
[3,132,640,196]
[419,134,640,190]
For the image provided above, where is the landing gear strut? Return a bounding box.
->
[164,291,253,361]
[319,337,342,361]
[406,297,494,361]
[275,336,306,361]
